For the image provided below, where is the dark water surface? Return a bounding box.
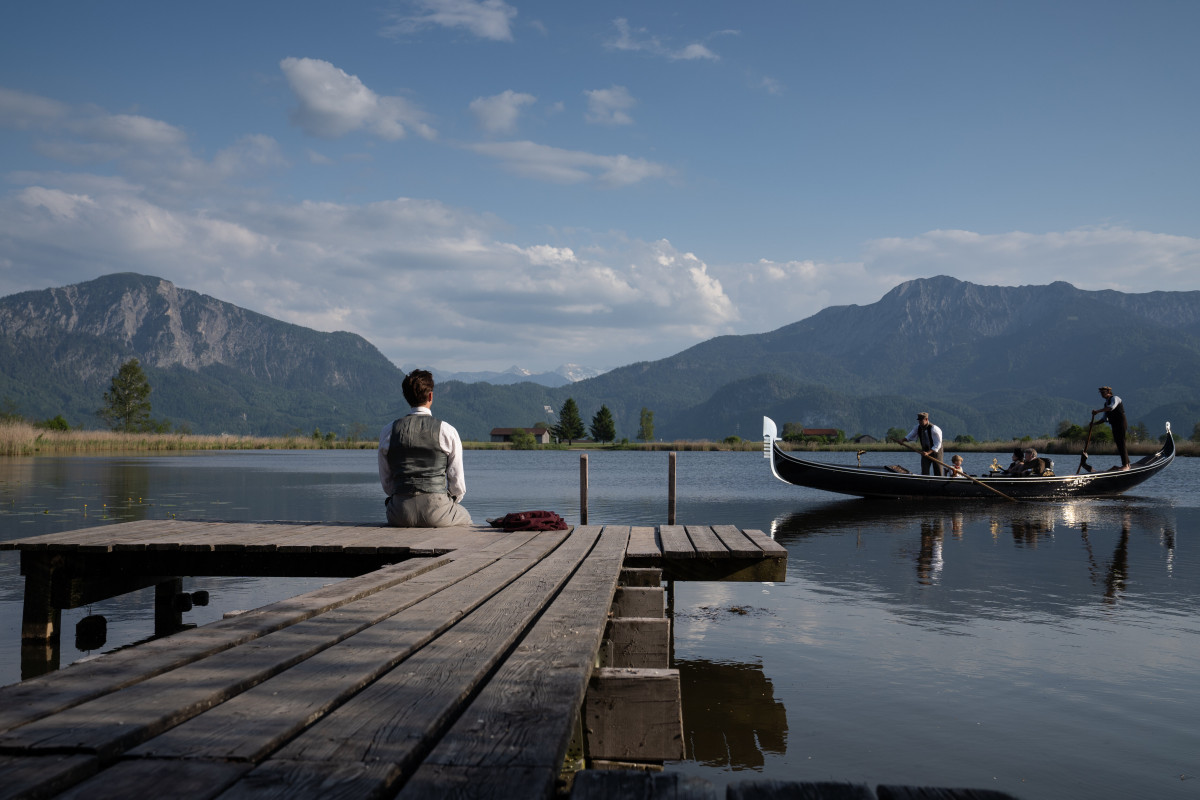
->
[1,448,1197,799]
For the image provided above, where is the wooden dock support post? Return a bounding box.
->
[667,452,676,525]
[580,453,589,525]
[584,668,685,763]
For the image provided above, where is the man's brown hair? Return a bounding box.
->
[403,369,435,407]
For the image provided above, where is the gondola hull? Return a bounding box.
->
[763,417,1175,500]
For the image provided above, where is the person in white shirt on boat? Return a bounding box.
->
[902,412,944,476]
[947,454,966,477]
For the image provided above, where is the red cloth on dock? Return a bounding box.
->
[488,510,568,532]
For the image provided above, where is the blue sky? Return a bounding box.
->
[2,1,1198,373]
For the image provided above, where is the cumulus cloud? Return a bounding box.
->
[584,86,636,126]
[711,226,1200,337]
[279,57,436,141]
[469,90,536,133]
[467,141,671,186]
[383,0,517,42]
[862,227,1200,294]
[0,87,286,200]
[607,18,720,61]
[0,180,743,369]
[0,87,70,129]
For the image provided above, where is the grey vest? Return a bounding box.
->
[387,414,448,495]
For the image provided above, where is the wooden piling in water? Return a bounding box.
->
[580,453,589,525]
[667,452,677,525]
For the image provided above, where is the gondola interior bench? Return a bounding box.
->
[0,522,787,796]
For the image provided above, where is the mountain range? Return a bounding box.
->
[1,272,1198,442]
[401,363,610,389]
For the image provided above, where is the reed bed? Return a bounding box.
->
[0,421,377,456]
[2,421,1193,457]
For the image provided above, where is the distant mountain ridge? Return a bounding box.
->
[401,363,610,388]
[1,273,1198,441]
[0,273,407,435]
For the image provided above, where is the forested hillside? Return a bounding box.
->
[3,273,1198,441]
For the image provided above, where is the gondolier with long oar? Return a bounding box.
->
[1091,385,1131,471]
[901,411,944,476]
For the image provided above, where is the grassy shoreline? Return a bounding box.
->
[2,421,1193,457]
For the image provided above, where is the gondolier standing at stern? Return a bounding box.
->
[1092,386,1131,471]
[902,412,944,476]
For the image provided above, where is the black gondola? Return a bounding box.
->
[763,417,1175,500]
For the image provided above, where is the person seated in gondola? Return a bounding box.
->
[947,454,967,477]
[998,448,1024,476]
[1018,447,1053,477]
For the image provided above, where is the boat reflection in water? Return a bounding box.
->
[768,497,1179,615]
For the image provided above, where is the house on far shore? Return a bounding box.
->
[490,427,552,444]
[851,434,879,444]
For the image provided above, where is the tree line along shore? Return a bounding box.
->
[1,419,1191,458]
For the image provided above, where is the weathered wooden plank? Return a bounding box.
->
[710,525,764,558]
[398,764,554,800]
[741,529,789,557]
[683,525,729,559]
[97,521,205,552]
[321,526,417,555]
[215,760,398,800]
[0,753,99,800]
[399,526,631,799]
[220,527,607,798]
[570,769,718,800]
[0,555,459,735]
[626,527,661,560]
[406,525,508,556]
[54,758,252,800]
[583,668,684,762]
[657,525,695,560]
[0,519,167,552]
[0,536,564,761]
[124,531,574,765]
[199,523,328,553]
[726,780,875,799]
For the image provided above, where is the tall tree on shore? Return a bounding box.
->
[99,358,153,432]
[554,397,585,444]
[637,407,655,442]
[590,405,616,443]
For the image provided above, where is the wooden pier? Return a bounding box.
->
[0,521,1018,799]
[0,520,787,799]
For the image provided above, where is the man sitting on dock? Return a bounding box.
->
[378,369,472,527]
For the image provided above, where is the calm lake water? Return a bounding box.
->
[1,447,1197,799]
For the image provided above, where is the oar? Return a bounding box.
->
[1076,415,1096,475]
[891,438,1018,503]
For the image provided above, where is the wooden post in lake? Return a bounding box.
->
[667,452,677,525]
[580,453,589,525]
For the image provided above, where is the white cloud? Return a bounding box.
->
[467,140,671,186]
[0,87,69,129]
[469,90,536,134]
[607,18,720,61]
[862,227,1200,294]
[0,181,742,370]
[712,226,1200,338]
[584,86,635,126]
[279,57,436,141]
[383,0,517,42]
